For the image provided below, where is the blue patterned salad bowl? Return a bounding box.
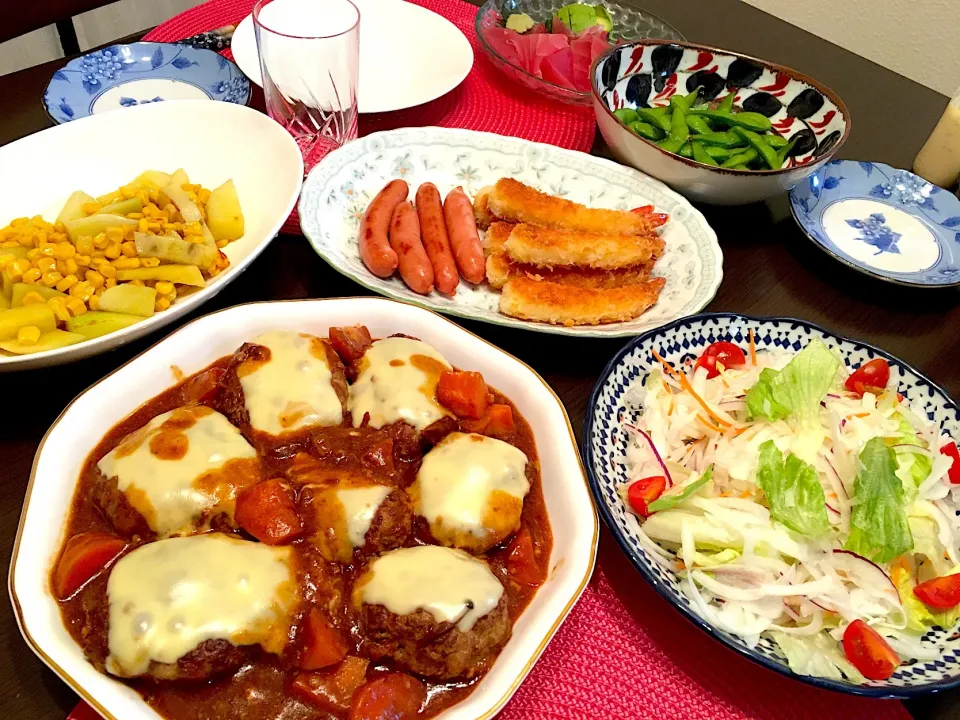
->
[44,42,250,124]
[790,160,960,288]
[583,313,960,697]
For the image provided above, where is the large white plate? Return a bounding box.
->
[231,0,474,114]
[300,127,723,338]
[10,297,598,720]
[0,100,303,370]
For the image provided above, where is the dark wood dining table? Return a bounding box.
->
[1,0,958,718]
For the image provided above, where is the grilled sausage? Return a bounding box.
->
[359,180,408,277]
[443,187,485,284]
[415,183,459,295]
[389,202,434,294]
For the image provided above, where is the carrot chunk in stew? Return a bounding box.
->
[462,404,516,439]
[349,673,427,720]
[437,371,490,419]
[507,528,545,587]
[291,656,370,714]
[234,478,303,545]
[178,366,225,405]
[54,532,127,599]
[300,608,349,670]
[329,325,373,364]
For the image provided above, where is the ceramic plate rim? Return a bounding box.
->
[583,310,960,698]
[298,126,723,338]
[788,160,960,289]
[231,5,474,113]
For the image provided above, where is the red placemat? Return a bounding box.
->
[143,0,596,235]
[69,555,910,720]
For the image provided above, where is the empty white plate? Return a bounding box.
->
[232,0,474,113]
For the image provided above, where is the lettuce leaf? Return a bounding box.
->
[647,466,713,513]
[893,416,932,490]
[770,631,866,683]
[908,514,954,577]
[891,563,960,634]
[844,437,914,563]
[756,440,830,537]
[745,339,841,462]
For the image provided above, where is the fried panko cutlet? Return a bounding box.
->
[473,186,496,229]
[482,221,513,256]
[499,276,667,326]
[503,223,665,269]
[487,178,664,235]
[486,252,655,290]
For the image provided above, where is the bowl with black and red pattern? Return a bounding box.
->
[591,40,851,205]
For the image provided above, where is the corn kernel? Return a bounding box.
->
[22,268,41,284]
[155,297,171,312]
[26,248,42,262]
[35,244,55,257]
[1,240,19,248]
[89,294,101,310]
[120,186,136,199]
[66,297,88,316]
[106,226,125,242]
[36,257,56,274]
[113,257,140,270]
[104,243,121,260]
[99,263,117,279]
[48,297,70,322]
[75,254,91,268]
[50,231,67,243]
[104,277,117,289]
[182,221,203,237]
[121,241,137,257]
[7,258,29,281]
[216,238,229,249]
[140,257,161,268]
[82,202,101,215]
[128,279,145,287]
[56,275,79,292]
[10,217,28,226]
[69,281,93,301]
[93,233,110,250]
[146,222,162,233]
[85,270,105,289]
[41,271,63,287]
[53,242,76,260]
[154,281,175,296]
[198,188,211,204]
[75,236,94,255]
[21,291,46,305]
[138,218,150,234]
[17,325,41,345]
[126,212,144,220]
[57,258,79,276]
[17,233,34,247]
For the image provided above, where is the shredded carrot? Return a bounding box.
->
[851,412,871,419]
[697,414,724,433]
[734,425,752,437]
[652,349,732,428]
[748,328,757,366]
[739,491,752,499]
[721,377,730,389]
[718,491,731,498]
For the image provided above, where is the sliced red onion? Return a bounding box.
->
[824,452,851,499]
[810,597,837,613]
[624,423,674,487]
[827,393,842,399]
[830,550,899,599]
[826,503,841,516]
[892,444,933,457]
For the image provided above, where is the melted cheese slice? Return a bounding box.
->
[347,337,451,430]
[337,485,393,547]
[415,432,529,547]
[97,407,258,537]
[106,533,295,677]
[240,330,343,435]
[357,545,503,631]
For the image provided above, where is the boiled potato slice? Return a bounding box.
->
[98,197,143,216]
[117,265,206,287]
[64,215,137,243]
[163,181,202,223]
[56,190,96,224]
[134,170,173,190]
[0,304,57,339]
[66,311,142,338]
[11,283,65,307]
[134,231,216,269]
[98,284,157,317]
[170,168,190,188]
[0,329,85,354]
[206,180,244,242]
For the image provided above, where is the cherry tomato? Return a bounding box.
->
[941,442,960,485]
[842,620,900,681]
[627,476,667,517]
[914,574,960,609]
[844,358,890,397]
[694,342,747,379]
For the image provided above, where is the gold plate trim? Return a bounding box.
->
[8,296,599,720]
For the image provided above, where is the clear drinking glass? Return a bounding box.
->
[254,0,360,173]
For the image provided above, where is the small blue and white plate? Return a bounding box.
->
[789,160,960,287]
[43,42,251,124]
[584,313,960,698]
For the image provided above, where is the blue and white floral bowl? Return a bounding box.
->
[583,313,960,697]
[790,161,960,287]
[44,42,250,124]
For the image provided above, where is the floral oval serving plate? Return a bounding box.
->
[583,313,960,697]
[299,127,722,338]
[44,42,250,124]
[789,160,960,287]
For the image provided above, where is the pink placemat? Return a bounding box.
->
[143,0,597,235]
[69,547,910,720]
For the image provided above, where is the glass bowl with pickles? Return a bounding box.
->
[592,40,850,205]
